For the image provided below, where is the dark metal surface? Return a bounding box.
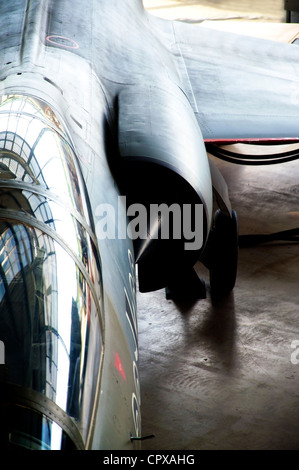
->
[0,0,298,449]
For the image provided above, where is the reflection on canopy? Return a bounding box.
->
[0,95,103,450]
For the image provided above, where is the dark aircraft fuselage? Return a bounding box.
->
[0,0,213,449]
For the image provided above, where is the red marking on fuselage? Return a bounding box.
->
[115,352,127,381]
[46,35,79,49]
[205,137,299,144]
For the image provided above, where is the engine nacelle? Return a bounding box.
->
[117,83,213,291]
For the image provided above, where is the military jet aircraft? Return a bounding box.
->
[0,0,298,450]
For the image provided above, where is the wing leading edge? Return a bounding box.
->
[149,16,299,142]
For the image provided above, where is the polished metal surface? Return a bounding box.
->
[0,95,103,449]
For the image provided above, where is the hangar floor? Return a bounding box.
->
[138,1,299,450]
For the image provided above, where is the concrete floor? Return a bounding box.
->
[138,1,299,450]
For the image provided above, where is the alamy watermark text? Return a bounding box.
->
[95,196,204,251]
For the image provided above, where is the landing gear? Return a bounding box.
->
[165,267,206,301]
[164,209,238,301]
[208,209,238,298]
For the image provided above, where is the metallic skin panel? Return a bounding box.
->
[0,95,103,449]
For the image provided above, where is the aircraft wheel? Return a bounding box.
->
[209,209,238,298]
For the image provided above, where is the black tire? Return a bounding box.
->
[209,209,238,298]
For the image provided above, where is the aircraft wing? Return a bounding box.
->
[150,17,299,142]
